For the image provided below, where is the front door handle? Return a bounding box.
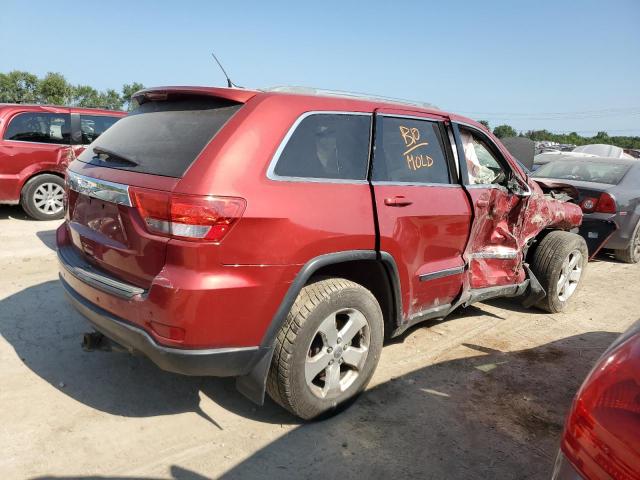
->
[384,196,413,207]
[476,198,490,208]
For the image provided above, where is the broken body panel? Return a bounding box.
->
[448,120,583,301]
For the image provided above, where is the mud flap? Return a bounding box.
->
[577,219,618,260]
[235,347,274,405]
[522,264,546,308]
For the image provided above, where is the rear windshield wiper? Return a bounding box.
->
[92,146,139,166]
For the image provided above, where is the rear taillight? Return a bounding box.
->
[595,192,617,214]
[561,335,640,480]
[579,192,617,214]
[580,197,598,213]
[130,187,245,243]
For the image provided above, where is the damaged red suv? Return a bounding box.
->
[57,86,586,419]
[0,104,125,219]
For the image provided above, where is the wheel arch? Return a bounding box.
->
[235,249,403,405]
[19,170,65,200]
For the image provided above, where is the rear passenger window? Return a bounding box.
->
[80,115,120,144]
[373,116,450,184]
[273,113,371,180]
[4,112,71,144]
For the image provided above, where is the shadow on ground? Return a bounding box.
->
[593,249,628,264]
[0,280,293,427]
[0,204,29,220]
[33,465,208,480]
[215,331,615,480]
[0,281,619,479]
[35,229,57,251]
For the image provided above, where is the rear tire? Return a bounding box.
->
[614,221,640,264]
[530,231,588,313]
[267,278,384,420]
[20,174,65,220]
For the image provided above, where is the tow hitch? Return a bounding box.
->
[82,331,127,352]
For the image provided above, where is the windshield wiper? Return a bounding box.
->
[92,146,138,166]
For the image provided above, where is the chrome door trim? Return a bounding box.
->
[471,250,518,260]
[418,265,465,282]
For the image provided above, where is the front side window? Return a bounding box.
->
[4,112,71,144]
[372,116,450,184]
[273,113,371,180]
[460,127,508,186]
[80,115,120,144]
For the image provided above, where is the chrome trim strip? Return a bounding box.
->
[418,265,465,282]
[372,181,461,188]
[266,111,372,184]
[378,113,446,122]
[67,171,132,206]
[471,251,518,260]
[466,184,509,193]
[58,247,145,299]
[4,139,72,146]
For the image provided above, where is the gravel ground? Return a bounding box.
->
[0,204,638,480]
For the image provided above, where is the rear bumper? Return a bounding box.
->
[60,274,267,377]
[583,212,638,251]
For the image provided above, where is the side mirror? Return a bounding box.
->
[508,176,532,197]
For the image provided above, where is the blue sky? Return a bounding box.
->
[2,0,639,135]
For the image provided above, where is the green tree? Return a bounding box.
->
[478,120,490,130]
[493,124,517,138]
[121,82,145,110]
[37,72,73,104]
[0,70,39,103]
[95,89,123,110]
[71,85,100,107]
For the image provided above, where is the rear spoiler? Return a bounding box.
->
[132,86,258,105]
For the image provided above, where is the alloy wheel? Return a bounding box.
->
[305,308,370,399]
[557,249,583,302]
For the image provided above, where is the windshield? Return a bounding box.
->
[533,161,630,185]
[77,96,242,178]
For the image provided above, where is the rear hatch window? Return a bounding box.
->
[77,95,242,177]
[533,161,630,185]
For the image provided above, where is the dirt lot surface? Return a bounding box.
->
[1,204,638,480]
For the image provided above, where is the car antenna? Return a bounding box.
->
[210,51,242,88]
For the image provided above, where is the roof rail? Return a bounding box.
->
[263,86,438,110]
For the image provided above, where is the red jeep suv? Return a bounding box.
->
[0,104,125,219]
[56,86,586,419]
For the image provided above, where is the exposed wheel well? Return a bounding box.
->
[525,228,563,264]
[309,259,397,338]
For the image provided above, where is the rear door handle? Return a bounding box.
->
[384,196,413,207]
[476,198,490,207]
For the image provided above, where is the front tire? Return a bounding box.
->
[530,231,588,313]
[267,278,384,420]
[20,174,65,220]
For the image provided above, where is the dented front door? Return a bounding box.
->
[454,123,528,289]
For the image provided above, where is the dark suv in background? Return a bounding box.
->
[57,86,587,419]
[0,104,125,219]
